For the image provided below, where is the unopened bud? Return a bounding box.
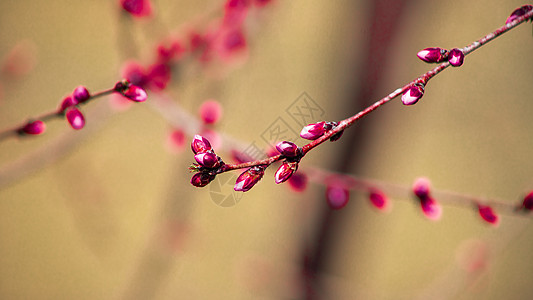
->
[234,166,266,192]
[19,120,46,135]
[417,47,448,63]
[190,172,216,187]
[194,151,220,168]
[477,204,499,226]
[191,135,212,154]
[65,107,85,130]
[506,5,533,24]
[300,121,326,140]
[520,191,533,211]
[326,185,350,210]
[72,86,90,103]
[274,162,297,184]
[401,83,425,106]
[448,48,464,67]
[275,141,301,157]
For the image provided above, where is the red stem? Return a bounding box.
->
[0,88,115,142]
[214,10,533,175]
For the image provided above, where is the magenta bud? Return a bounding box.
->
[287,172,307,192]
[413,177,431,199]
[401,83,425,105]
[123,85,147,102]
[420,196,442,220]
[114,80,147,102]
[58,95,79,113]
[73,86,90,103]
[413,177,441,220]
[274,162,297,184]
[369,190,390,211]
[300,121,326,140]
[19,120,46,135]
[448,48,464,67]
[65,107,85,130]
[120,0,153,18]
[326,185,350,210]
[194,152,220,168]
[506,5,533,24]
[477,204,499,226]
[275,141,300,157]
[521,191,533,211]
[199,100,223,125]
[191,135,212,154]
[234,166,265,192]
[417,47,448,63]
[190,172,216,187]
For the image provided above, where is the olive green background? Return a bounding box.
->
[0,0,532,299]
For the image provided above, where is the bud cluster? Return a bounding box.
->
[416,47,465,67]
[412,177,442,220]
[189,135,224,188]
[57,86,91,130]
[273,141,304,184]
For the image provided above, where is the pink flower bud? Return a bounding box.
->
[412,177,431,199]
[19,120,46,135]
[401,83,425,106]
[223,0,250,27]
[65,107,85,130]
[114,80,147,102]
[506,5,533,24]
[369,189,390,211]
[420,196,442,220]
[287,172,307,192]
[199,100,223,125]
[417,47,448,63]
[326,185,349,210]
[413,178,441,220]
[167,129,186,153]
[190,172,216,187]
[275,141,301,157]
[274,162,297,184]
[448,48,464,67]
[191,135,212,154]
[121,61,149,88]
[300,121,326,140]
[147,63,171,90]
[221,28,247,55]
[477,204,499,226]
[194,152,220,169]
[120,0,153,18]
[234,166,265,192]
[72,86,90,103]
[58,95,79,114]
[521,191,533,211]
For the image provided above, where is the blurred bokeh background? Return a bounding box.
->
[1,0,533,299]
